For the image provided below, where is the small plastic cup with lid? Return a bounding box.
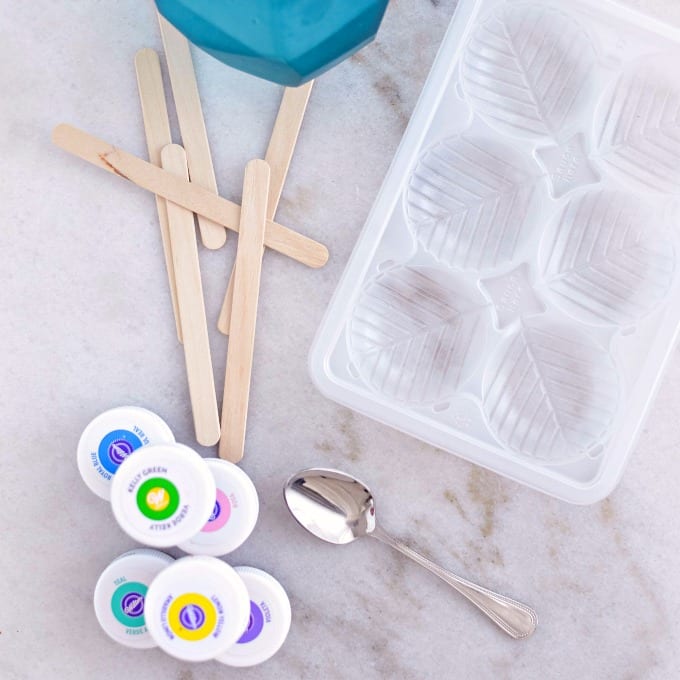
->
[178,459,259,556]
[93,548,175,649]
[110,443,215,548]
[216,566,292,667]
[77,406,175,501]
[144,555,250,662]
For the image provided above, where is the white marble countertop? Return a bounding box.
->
[2,1,680,678]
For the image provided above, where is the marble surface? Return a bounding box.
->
[2,1,680,678]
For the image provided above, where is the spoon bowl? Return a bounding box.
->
[284,468,376,544]
[284,467,537,639]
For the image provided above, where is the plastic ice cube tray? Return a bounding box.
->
[310,0,680,503]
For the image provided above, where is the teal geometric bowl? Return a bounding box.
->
[155,0,390,86]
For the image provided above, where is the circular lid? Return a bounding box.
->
[93,548,174,649]
[216,566,291,667]
[110,443,215,548]
[144,555,250,662]
[77,406,175,501]
[178,459,259,556]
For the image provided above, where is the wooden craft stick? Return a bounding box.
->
[219,159,270,462]
[135,48,182,343]
[51,124,329,268]
[158,14,225,250]
[217,81,314,335]
[161,144,220,446]
[265,81,315,217]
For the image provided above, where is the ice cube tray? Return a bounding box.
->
[310,0,680,503]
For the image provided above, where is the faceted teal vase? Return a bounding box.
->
[155,0,390,86]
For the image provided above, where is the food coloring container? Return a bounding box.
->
[310,0,680,503]
[77,406,175,500]
[93,548,175,649]
[110,443,215,547]
[178,459,259,557]
[144,555,250,662]
[216,566,292,668]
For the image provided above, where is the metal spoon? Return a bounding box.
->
[283,467,537,639]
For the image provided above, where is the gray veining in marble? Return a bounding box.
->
[1,1,680,678]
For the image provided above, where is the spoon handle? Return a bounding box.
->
[370,525,537,639]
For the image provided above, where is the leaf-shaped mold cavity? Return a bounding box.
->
[482,323,618,464]
[406,135,540,271]
[461,4,596,141]
[540,190,675,325]
[594,59,680,194]
[348,266,485,404]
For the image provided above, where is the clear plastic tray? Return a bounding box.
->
[310,0,680,503]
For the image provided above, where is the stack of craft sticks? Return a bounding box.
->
[52,14,327,462]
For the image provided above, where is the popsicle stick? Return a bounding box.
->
[161,144,220,446]
[217,81,314,335]
[158,13,225,250]
[135,48,182,344]
[51,124,329,268]
[265,81,315,216]
[219,159,270,462]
